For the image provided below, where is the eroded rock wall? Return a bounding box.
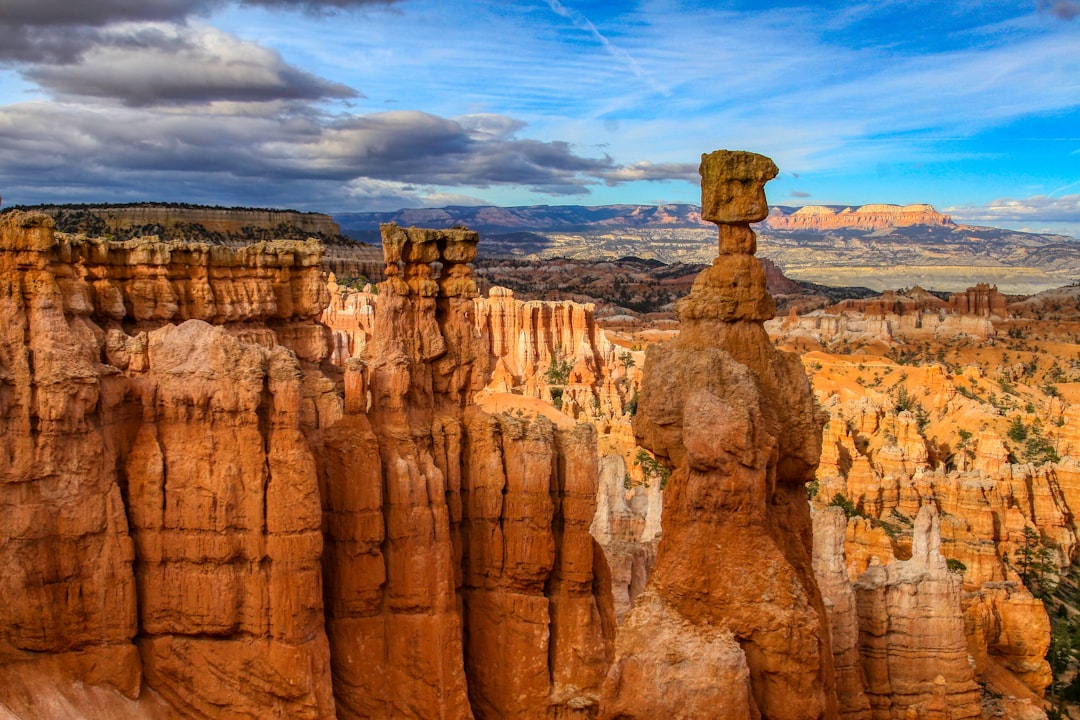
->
[0,211,336,719]
[0,214,614,720]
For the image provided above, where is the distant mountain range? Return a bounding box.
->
[8,201,1078,294]
[335,203,1080,294]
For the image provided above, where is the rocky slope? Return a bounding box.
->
[789,318,1080,717]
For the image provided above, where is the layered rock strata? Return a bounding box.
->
[0,211,335,718]
[813,508,872,720]
[767,285,1002,345]
[807,356,1058,712]
[318,223,614,718]
[853,505,982,719]
[764,204,954,232]
[321,239,652,628]
[23,204,343,241]
[601,150,836,719]
[0,214,615,719]
[322,281,637,426]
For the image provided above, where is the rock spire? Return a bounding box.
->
[601,151,836,719]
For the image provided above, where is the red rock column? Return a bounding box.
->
[127,322,334,720]
[335,224,474,719]
[601,150,838,720]
[0,212,141,696]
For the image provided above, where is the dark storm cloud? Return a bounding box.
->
[0,0,402,62]
[0,0,398,25]
[263,111,618,193]
[0,0,209,27]
[23,25,358,106]
[0,104,663,206]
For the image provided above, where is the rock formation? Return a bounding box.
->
[813,508,872,720]
[6,203,386,289]
[601,150,836,719]
[0,210,336,718]
[767,285,1002,345]
[318,222,614,719]
[853,505,983,719]
[804,344,1061,715]
[0,213,616,719]
[23,204,343,241]
[764,204,954,232]
[948,283,1008,318]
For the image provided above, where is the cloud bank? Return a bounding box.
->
[0,0,687,208]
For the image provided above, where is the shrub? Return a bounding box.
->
[544,345,573,386]
[634,449,671,491]
[828,493,860,519]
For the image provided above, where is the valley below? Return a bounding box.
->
[339,202,1080,294]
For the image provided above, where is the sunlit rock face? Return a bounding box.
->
[0,210,336,719]
[852,504,983,719]
[600,150,837,720]
[764,203,954,232]
[0,214,616,719]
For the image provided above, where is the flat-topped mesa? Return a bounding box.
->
[764,203,955,232]
[1,210,329,326]
[676,150,777,324]
[603,151,833,719]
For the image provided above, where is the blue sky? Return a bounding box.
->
[1,0,1078,236]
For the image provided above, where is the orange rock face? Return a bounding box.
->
[601,150,837,719]
[0,214,615,719]
[804,342,1060,714]
[852,505,983,719]
[0,211,335,718]
[947,283,1008,318]
[813,508,871,720]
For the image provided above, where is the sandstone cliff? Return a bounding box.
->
[21,204,343,241]
[764,204,954,232]
[0,211,335,719]
[0,212,615,719]
[321,263,653,624]
[853,505,982,718]
[767,285,1005,345]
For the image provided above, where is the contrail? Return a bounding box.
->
[544,0,670,96]
[1050,178,1080,195]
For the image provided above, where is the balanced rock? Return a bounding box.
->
[601,151,835,719]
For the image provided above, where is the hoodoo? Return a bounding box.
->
[600,150,836,719]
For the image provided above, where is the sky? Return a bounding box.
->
[0,0,1079,236]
